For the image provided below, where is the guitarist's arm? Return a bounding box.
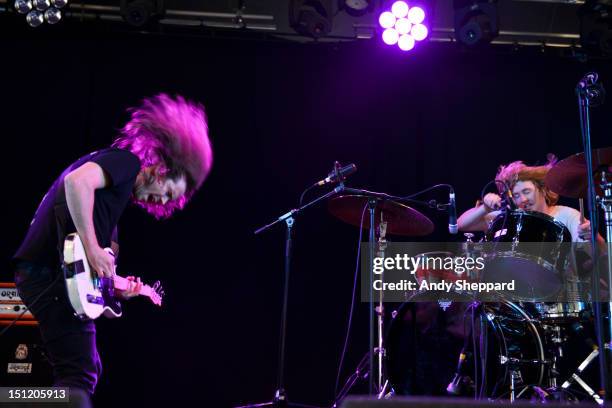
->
[64,162,115,279]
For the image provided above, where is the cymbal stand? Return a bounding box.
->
[561,343,605,405]
[376,218,388,396]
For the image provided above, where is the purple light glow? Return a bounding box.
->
[382,28,400,45]
[391,1,409,18]
[411,23,428,41]
[378,11,396,29]
[394,18,412,35]
[407,6,425,24]
[398,34,416,51]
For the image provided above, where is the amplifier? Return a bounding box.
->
[0,324,52,386]
[0,282,51,386]
[0,284,22,303]
[0,283,34,321]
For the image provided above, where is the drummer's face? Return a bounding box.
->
[512,180,547,212]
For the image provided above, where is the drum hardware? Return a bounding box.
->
[561,343,606,405]
[376,219,388,395]
[328,192,437,395]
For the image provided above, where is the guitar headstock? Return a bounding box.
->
[150,280,164,307]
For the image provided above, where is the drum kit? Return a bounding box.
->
[325,147,612,405]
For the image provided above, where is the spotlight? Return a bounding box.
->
[50,0,67,8]
[379,11,396,28]
[395,18,412,35]
[32,0,50,11]
[14,0,32,14]
[398,34,415,50]
[383,27,400,45]
[453,0,499,46]
[378,1,428,52]
[289,0,333,39]
[391,1,409,18]
[120,0,164,27]
[44,6,61,23]
[339,0,373,17]
[579,0,612,57]
[26,9,44,26]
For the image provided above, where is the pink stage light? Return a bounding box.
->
[394,18,412,35]
[382,28,400,45]
[379,11,396,29]
[391,1,409,18]
[407,6,425,24]
[398,34,416,51]
[379,2,427,52]
[411,23,428,41]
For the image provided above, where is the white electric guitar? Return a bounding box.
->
[62,233,164,320]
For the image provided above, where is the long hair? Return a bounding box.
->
[495,155,558,206]
[113,93,213,218]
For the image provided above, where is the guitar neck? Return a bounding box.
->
[112,275,155,299]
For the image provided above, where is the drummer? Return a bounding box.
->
[457,158,606,250]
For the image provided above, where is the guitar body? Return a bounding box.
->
[63,233,122,320]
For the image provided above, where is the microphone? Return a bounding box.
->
[503,188,517,211]
[316,163,357,186]
[448,189,458,234]
[577,72,598,89]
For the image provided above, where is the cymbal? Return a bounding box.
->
[546,147,612,198]
[328,195,434,236]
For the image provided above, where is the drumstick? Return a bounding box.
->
[579,198,585,223]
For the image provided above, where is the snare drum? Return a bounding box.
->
[534,302,588,322]
[483,210,572,301]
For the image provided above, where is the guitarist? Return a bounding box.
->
[10,94,213,407]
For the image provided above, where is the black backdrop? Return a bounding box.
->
[2,28,612,408]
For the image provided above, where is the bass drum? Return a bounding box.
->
[385,297,546,398]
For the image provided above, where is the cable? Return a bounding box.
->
[399,183,453,200]
[334,201,369,399]
[299,183,319,207]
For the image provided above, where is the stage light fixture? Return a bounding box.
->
[15,0,66,27]
[383,27,400,44]
[398,33,415,50]
[32,0,50,11]
[26,9,44,26]
[579,0,612,57]
[14,0,32,14]
[379,11,396,28]
[378,1,428,52]
[289,0,333,39]
[395,18,412,35]
[339,0,373,16]
[50,0,67,8]
[453,0,499,46]
[120,0,164,27]
[391,1,409,18]
[44,6,61,23]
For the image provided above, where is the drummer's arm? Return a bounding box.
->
[457,205,489,232]
[458,193,502,232]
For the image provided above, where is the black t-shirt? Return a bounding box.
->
[14,148,141,268]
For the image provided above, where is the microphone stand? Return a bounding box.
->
[575,72,610,400]
[240,186,343,408]
[241,167,435,407]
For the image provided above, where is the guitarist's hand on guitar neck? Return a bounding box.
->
[117,276,143,299]
[85,244,116,278]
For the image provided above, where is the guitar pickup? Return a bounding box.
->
[86,294,104,305]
